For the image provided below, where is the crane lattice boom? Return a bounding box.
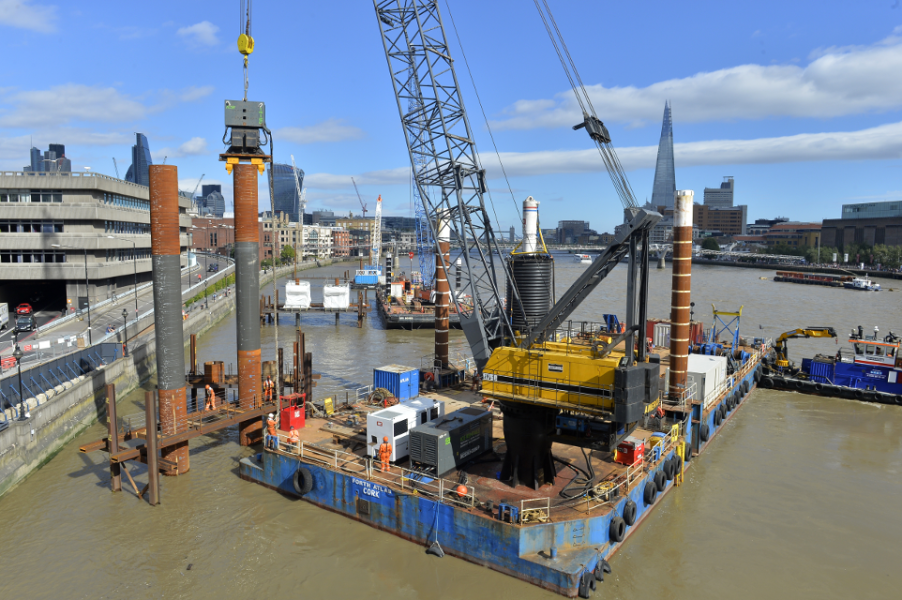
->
[374,0,514,365]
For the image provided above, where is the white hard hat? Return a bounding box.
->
[268,413,274,418]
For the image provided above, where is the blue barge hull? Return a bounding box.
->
[240,365,761,597]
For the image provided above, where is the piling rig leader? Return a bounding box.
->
[374,0,661,489]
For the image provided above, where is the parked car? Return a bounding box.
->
[207,263,220,273]
[0,303,8,330]
[16,313,35,332]
[16,303,33,315]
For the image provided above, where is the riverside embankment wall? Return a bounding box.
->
[0,259,343,498]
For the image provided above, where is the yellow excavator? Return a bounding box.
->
[770,327,837,371]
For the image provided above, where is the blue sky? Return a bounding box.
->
[2,0,901,234]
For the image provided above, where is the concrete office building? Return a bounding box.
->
[704,177,735,207]
[693,204,748,236]
[0,170,191,309]
[821,200,902,248]
[25,144,71,173]
[125,133,153,187]
[557,220,591,244]
[312,210,336,226]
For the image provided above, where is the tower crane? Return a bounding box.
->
[112,157,120,179]
[189,174,205,213]
[374,0,661,487]
[351,177,367,217]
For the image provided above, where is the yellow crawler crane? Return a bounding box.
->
[482,336,661,421]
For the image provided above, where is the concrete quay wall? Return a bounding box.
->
[0,259,342,498]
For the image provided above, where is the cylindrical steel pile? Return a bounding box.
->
[149,165,189,473]
[234,163,262,445]
[668,189,694,399]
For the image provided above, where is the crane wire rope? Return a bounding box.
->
[532,0,637,209]
[442,0,521,228]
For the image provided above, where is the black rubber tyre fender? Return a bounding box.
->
[854,389,865,400]
[714,408,723,426]
[699,422,710,442]
[673,454,684,476]
[896,396,902,406]
[867,392,879,403]
[578,572,595,598]
[623,499,637,526]
[594,558,611,582]
[762,376,774,389]
[654,469,666,492]
[293,467,314,496]
[793,380,804,390]
[664,457,676,480]
[814,383,824,392]
[754,367,762,383]
[742,380,750,395]
[643,481,657,505]
[609,516,626,543]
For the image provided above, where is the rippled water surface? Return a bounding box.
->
[1,260,900,599]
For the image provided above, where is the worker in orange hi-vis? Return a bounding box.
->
[287,426,300,450]
[263,375,274,403]
[266,413,278,450]
[204,385,217,411]
[378,436,392,472]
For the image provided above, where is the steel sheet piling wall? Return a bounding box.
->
[669,190,694,399]
[434,217,451,369]
[149,165,189,472]
[234,163,262,445]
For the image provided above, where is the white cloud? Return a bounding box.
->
[0,0,57,33]
[305,167,410,190]
[156,137,209,160]
[0,84,147,127]
[274,119,365,144]
[176,85,214,103]
[493,27,902,129]
[0,84,215,128]
[177,21,220,47]
[484,121,902,176]
[301,120,902,186]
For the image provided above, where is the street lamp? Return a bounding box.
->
[13,345,26,421]
[107,236,139,324]
[121,308,129,356]
[52,244,92,345]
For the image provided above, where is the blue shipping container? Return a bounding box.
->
[374,365,419,401]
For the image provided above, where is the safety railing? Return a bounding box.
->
[664,380,697,407]
[277,439,479,509]
[520,497,551,523]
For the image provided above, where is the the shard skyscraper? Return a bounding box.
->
[650,101,676,209]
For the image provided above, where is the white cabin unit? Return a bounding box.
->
[686,354,728,408]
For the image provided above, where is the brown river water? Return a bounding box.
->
[1,260,900,599]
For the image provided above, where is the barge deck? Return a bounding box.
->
[240,345,765,597]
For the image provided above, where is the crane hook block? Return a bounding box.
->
[238,33,255,56]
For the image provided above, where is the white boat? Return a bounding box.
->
[575,253,593,264]
[844,277,880,292]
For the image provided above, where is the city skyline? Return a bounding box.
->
[1,1,901,233]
